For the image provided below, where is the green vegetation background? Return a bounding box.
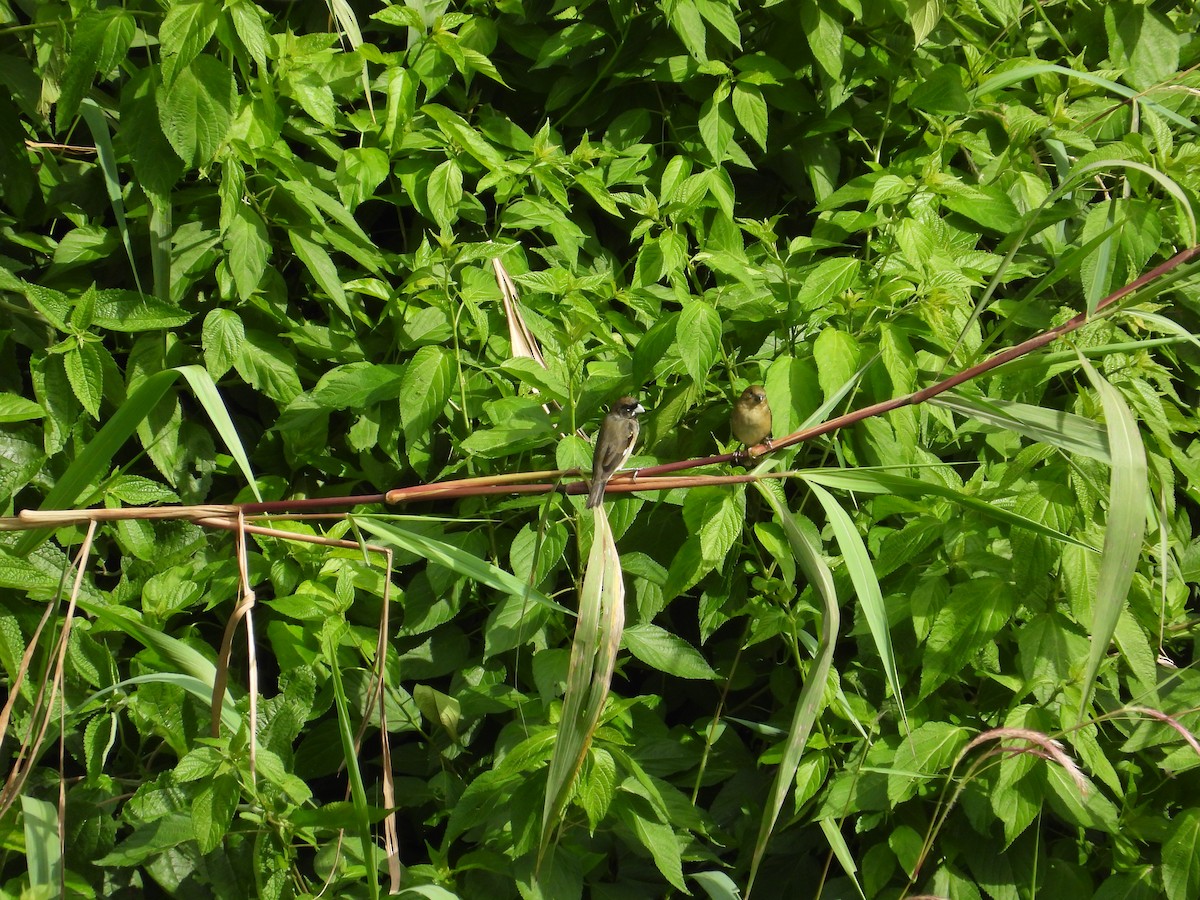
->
[2,0,1200,897]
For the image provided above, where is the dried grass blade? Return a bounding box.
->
[494,257,548,367]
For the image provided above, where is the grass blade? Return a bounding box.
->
[931,392,1110,462]
[357,517,571,615]
[802,469,1096,550]
[79,99,144,295]
[1076,356,1147,721]
[326,623,380,900]
[805,479,906,732]
[539,506,625,867]
[973,62,1200,137]
[176,365,262,501]
[747,482,839,897]
[21,795,61,893]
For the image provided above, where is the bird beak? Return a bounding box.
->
[634,403,646,414]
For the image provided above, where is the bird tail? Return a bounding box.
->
[585,479,605,508]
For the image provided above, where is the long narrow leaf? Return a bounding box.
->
[931,392,1110,462]
[539,506,625,866]
[79,99,144,294]
[973,63,1200,137]
[1076,357,1148,720]
[357,517,571,614]
[80,673,241,734]
[21,795,61,892]
[327,624,380,900]
[176,365,262,501]
[80,601,239,723]
[799,353,881,431]
[747,483,839,897]
[805,479,906,731]
[801,469,1096,550]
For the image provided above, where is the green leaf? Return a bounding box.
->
[79,101,143,293]
[907,0,943,45]
[288,229,349,316]
[919,576,1015,699]
[812,327,861,404]
[677,300,722,385]
[106,475,179,505]
[909,64,969,114]
[64,343,103,419]
[800,0,843,80]
[805,480,906,727]
[422,104,509,171]
[57,8,136,126]
[940,184,1020,231]
[541,507,625,863]
[665,0,708,62]
[234,331,302,403]
[698,92,735,164]
[0,393,45,423]
[176,365,262,502]
[696,0,741,47]
[400,347,455,451]
[159,0,220,77]
[310,362,404,409]
[157,54,236,166]
[623,623,717,680]
[731,82,768,150]
[337,147,390,209]
[229,0,269,70]
[60,8,136,124]
[226,202,270,301]
[355,518,569,616]
[931,392,1110,462]
[623,809,686,891]
[796,258,858,313]
[192,772,238,854]
[803,469,1094,549]
[427,159,464,231]
[748,487,839,895]
[21,796,60,891]
[764,355,822,438]
[484,592,551,658]
[1163,809,1200,900]
[691,870,742,900]
[201,309,245,379]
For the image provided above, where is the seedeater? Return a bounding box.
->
[731,385,772,459]
[586,396,646,508]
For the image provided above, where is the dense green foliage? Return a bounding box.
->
[3,0,1200,897]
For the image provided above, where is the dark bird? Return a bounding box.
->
[586,396,645,508]
[731,385,772,457]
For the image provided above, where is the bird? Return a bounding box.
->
[586,396,646,508]
[731,385,772,459]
